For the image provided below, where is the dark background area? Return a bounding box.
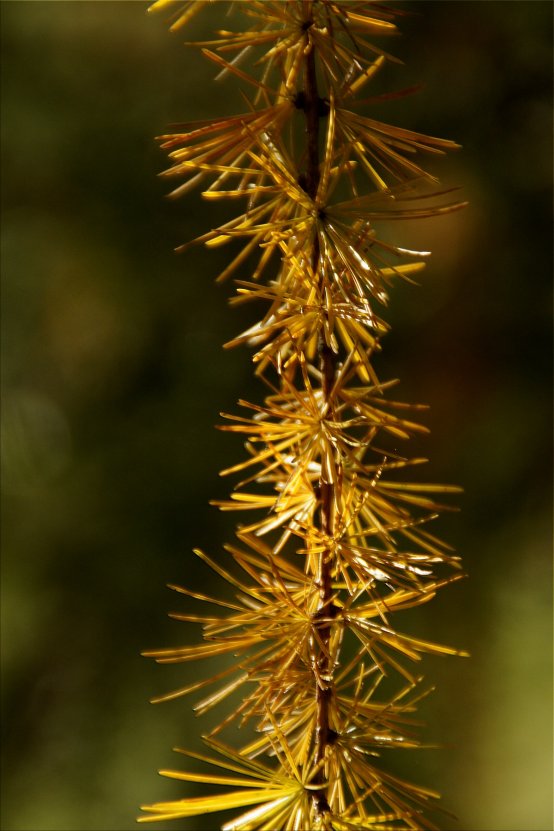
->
[1,2,552,830]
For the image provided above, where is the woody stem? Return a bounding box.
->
[302,2,336,819]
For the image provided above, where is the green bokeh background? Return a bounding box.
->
[1,2,552,830]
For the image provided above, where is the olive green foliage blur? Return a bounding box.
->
[1,3,552,831]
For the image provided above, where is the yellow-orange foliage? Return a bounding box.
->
[141,3,467,829]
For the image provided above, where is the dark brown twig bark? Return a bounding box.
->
[302,2,337,819]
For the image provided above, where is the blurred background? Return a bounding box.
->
[1,2,552,830]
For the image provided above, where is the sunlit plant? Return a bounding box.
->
[140,2,467,829]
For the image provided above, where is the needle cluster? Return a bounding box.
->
[141,3,467,829]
